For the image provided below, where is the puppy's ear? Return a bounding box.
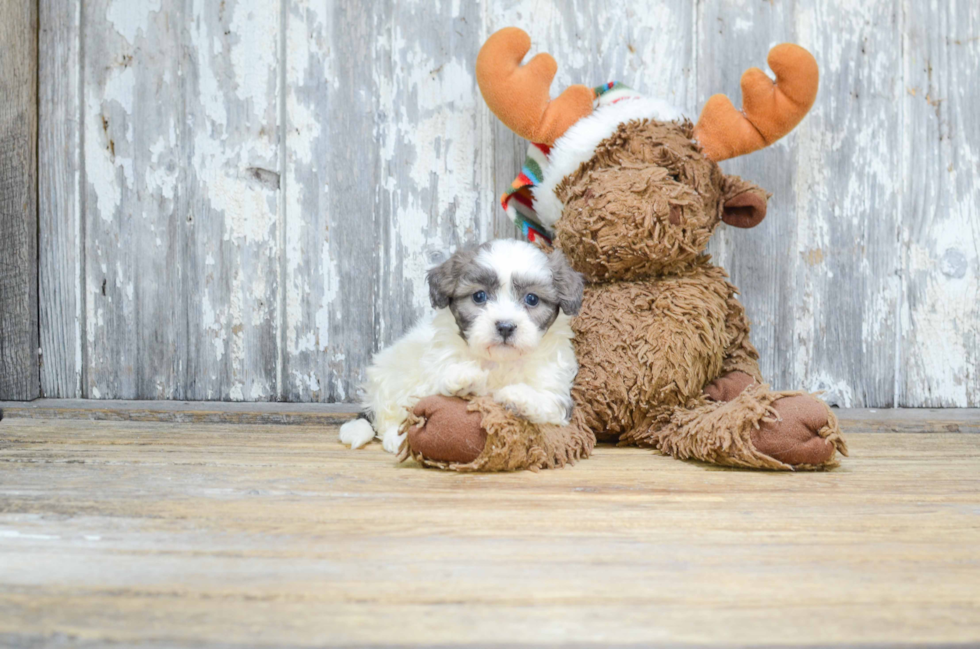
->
[548,249,585,315]
[426,248,475,309]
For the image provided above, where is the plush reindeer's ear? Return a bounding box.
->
[722,176,770,229]
[548,249,585,315]
[426,248,476,309]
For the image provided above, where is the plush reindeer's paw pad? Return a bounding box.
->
[405,395,487,464]
[704,371,757,402]
[753,395,840,467]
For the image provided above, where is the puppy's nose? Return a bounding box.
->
[495,321,517,339]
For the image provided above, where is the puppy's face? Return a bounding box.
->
[427,240,584,361]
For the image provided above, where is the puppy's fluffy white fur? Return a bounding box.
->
[340,240,581,453]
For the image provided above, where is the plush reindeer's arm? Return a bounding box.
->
[703,289,764,403]
[399,395,594,472]
[719,293,763,381]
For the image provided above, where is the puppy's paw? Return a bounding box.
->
[339,418,376,449]
[493,385,567,425]
[381,426,406,454]
[438,365,488,397]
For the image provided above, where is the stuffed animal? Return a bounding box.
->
[399,27,847,472]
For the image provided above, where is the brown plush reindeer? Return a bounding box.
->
[400,27,847,471]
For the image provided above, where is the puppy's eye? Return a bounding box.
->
[524,294,539,307]
[472,291,488,304]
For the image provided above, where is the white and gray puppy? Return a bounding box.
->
[339,239,584,453]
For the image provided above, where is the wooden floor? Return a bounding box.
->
[1,407,979,648]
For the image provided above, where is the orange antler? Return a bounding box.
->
[476,27,594,145]
[694,44,819,162]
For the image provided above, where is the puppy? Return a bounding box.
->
[339,239,584,453]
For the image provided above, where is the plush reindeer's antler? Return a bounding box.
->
[476,27,594,145]
[694,44,819,162]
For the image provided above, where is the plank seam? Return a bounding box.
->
[1,400,978,430]
[895,0,908,408]
[692,0,700,115]
[276,0,288,402]
[76,0,87,399]
[33,0,41,399]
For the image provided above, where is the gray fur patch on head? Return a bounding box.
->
[426,243,498,340]
[546,249,585,316]
[512,271,562,332]
[426,247,478,309]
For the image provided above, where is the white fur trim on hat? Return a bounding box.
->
[531,97,685,229]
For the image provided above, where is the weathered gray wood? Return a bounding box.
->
[0,398,358,424]
[593,0,696,112]
[34,0,980,406]
[281,0,387,402]
[0,1,40,401]
[790,0,903,408]
[283,0,497,402]
[2,399,978,433]
[901,0,980,407]
[39,0,82,398]
[177,0,282,401]
[79,0,281,400]
[377,1,495,343]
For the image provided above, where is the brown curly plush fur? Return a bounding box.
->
[403,116,847,472]
[558,118,845,469]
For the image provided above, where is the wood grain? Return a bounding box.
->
[4,399,979,433]
[0,1,39,401]
[38,0,83,399]
[792,0,903,408]
[378,0,495,344]
[282,0,389,403]
[0,397,358,425]
[901,0,980,407]
[1,416,978,647]
[77,0,282,401]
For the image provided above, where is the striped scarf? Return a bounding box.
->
[501,82,642,243]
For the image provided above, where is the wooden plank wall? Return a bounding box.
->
[0,2,39,401]
[32,0,980,407]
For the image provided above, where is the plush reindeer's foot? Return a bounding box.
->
[400,395,595,472]
[703,370,757,402]
[403,395,487,464]
[753,395,847,468]
[644,384,847,470]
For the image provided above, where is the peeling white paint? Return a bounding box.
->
[228,1,279,105]
[314,240,340,353]
[84,93,122,221]
[806,373,854,408]
[106,0,161,46]
[201,289,226,363]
